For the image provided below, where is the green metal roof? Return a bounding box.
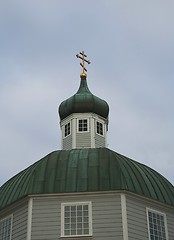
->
[0,148,174,209]
[59,75,109,120]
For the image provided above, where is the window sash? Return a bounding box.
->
[61,202,92,237]
[0,215,12,240]
[64,122,71,137]
[146,208,168,240]
[78,119,88,132]
[96,121,103,136]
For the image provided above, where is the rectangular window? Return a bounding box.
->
[61,202,92,237]
[96,121,103,135]
[147,208,168,240]
[78,119,88,132]
[65,122,71,137]
[0,216,12,240]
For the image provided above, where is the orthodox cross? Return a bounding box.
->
[76,51,91,77]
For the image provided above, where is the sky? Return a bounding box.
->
[0,1,174,187]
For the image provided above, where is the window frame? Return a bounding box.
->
[61,201,92,238]
[77,119,89,133]
[64,122,71,138]
[96,121,104,136]
[146,208,169,240]
[0,215,13,240]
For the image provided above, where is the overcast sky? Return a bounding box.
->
[0,1,174,187]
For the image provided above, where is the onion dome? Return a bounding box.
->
[0,148,174,209]
[59,75,109,120]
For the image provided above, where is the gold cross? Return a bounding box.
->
[76,51,91,77]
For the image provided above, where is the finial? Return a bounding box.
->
[76,51,91,77]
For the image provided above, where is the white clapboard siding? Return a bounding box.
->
[126,194,174,240]
[76,132,91,148]
[12,203,28,240]
[31,193,123,240]
[63,134,72,150]
[95,134,105,148]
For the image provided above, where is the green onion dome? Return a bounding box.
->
[0,148,174,209]
[59,75,109,120]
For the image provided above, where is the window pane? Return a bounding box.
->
[84,229,89,234]
[77,223,82,228]
[77,216,82,222]
[65,212,70,217]
[83,223,89,228]
[65,218,70,224]
[65,206,70,211]
[84,217,88,222]
[71,206,76,211]
[83,205,88,211]
[77,210,82,216]
[71,229,76,235]
[77,229,82,235]
[84,210,88,216]
[71,217,76,223]
[71,211,76,217]
[65,230,70,235]
[71,224,76,229]
[77,205,82,211]
[65,224,70,230]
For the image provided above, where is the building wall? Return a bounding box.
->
[95,133,105,148]
[126,194,174,240]
[62,133,72,150]
[76,132,91,148]
[31,197,59,239]
[12,203,28,240]
[61,116,73,150]
[0,192,173,240]
[126,195,149,240]
[31,193,123,240]
[167,210,174,239]
[0,201,28,240]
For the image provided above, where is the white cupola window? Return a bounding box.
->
[96,121,103,136]
[78,119,88,132]
[64,122,71,137]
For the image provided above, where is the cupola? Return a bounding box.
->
[58,51,109,150]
